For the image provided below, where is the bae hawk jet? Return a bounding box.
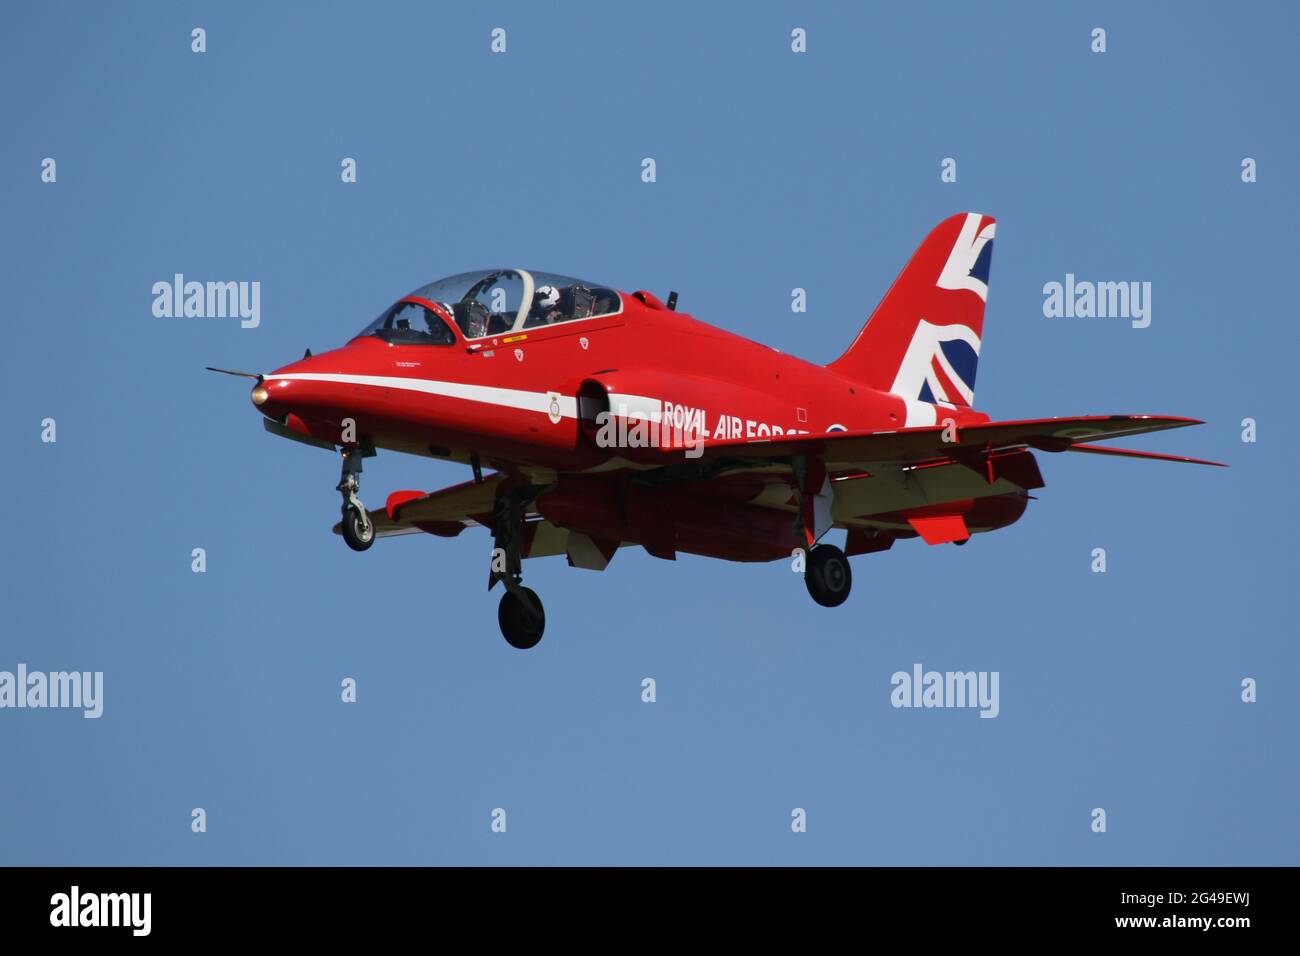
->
[210,213,1223,648]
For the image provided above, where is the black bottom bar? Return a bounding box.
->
[0,866,1279,940]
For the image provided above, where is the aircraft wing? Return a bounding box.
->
[331,474,505,540]
[384,474,506,527]
[329,473,574,558]
[328,416,1221,558]
[690,415,1226,468]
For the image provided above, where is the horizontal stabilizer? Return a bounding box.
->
[1065,443,1226,467]
[692,414,1209,470]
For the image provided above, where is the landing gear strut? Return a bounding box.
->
[490,489,545,649]
[804,544,852,608]
[337,445,374,552]
[790,455,852,608]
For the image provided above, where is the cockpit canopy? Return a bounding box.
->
[357,269,622,345]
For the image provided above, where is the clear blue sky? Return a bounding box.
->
[2,1,1295,865]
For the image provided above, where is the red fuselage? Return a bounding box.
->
[254,290,991,474]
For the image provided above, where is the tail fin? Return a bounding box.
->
[829,212,995,409]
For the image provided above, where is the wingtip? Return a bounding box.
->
[1134,415,1204,426]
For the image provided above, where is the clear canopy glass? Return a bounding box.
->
[356,269,622,343]
[360,299,456,346]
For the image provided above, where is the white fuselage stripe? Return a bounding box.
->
[264,372,579,419]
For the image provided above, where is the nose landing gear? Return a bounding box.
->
[337,445,374,552]
[490,489,545,649]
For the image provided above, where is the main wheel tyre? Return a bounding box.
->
[805,544,852,608]
[341,504,375,552]
[498,587,545,649]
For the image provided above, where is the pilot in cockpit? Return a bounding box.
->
[526,285,564,327]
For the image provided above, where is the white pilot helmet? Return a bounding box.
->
[535,285,560,309]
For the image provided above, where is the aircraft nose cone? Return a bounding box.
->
[251,375,296,418]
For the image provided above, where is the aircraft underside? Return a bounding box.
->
[327,438,1046,647]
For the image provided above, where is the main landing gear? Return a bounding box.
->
[790,455,853,609]
[498,586,545,650]
[337,445,374,552]
[490,490,545,649]
[804,543,853,608]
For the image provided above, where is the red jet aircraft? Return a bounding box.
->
[210,213,1223,648]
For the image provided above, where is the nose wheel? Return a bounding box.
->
[804,544,852,607]
[337,445,374,552]
[340,502,374,551]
